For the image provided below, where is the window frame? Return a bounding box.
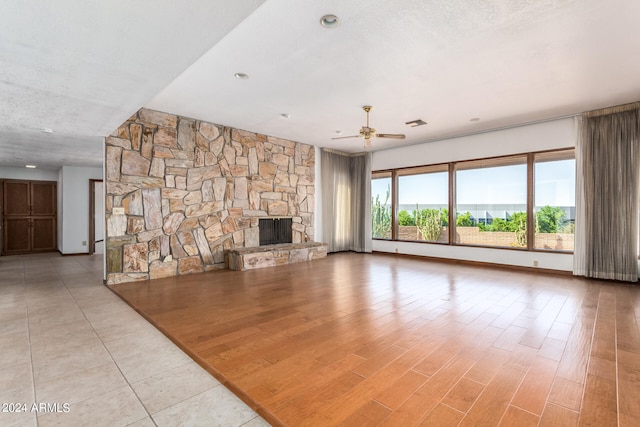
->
[371,171,394,240]
[396,163,450,244]
[454,154,529,250]
[532,148,576,253]
[372,147,576,254]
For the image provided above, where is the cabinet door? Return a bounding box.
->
[3,181,30,216]
[3,218,31,254]
[32,217,57,251]
[31,182,56,216]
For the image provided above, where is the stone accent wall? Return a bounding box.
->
[105,108,315,284]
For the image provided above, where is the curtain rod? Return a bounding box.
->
[583,101,640,118]
[321,147,368,157]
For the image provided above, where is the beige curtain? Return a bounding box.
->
[574,103,640,282]
[321,149,372,253]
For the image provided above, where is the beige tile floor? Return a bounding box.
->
[0,252,270,427]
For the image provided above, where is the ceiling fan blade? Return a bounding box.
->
[376,133,406,139]
[331,134,361,140]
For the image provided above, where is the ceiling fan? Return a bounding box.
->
[332,105,406,147]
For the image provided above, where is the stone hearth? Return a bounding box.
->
[227,242,327,271]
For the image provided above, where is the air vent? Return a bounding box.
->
[405,119,427,127]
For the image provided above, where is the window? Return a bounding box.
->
[455,156,528,248]
[371,148,576,254]
[397,165,449,243]
[534,149,575,251]
[371,172,392,239]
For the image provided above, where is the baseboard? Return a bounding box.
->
[371,251,574,277]
[58,250,91,256]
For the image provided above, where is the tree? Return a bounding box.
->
[371,186,391,238]
[535,206,567,233]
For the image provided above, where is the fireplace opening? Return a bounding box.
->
[259,218,292,245]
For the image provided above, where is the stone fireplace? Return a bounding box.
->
[259,218,292,246]
[105,108,315,284]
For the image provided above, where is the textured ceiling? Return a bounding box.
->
[0,0,264,169]
[2,0,640,169]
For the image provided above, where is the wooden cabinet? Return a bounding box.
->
[2,180,57,255]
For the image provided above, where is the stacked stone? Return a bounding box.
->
[105,108,315,284]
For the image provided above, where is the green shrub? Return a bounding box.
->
[398,210,415,226]
[456,212,473,226]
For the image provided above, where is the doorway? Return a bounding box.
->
[89,179,104,255]
[1,179,58,255]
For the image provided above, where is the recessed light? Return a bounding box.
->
[320,14,339,28]
[335,130,343,135]
[234,72,249,80]
[470,117,481,122]
[280,113,290,119]
[41,128,54,133]
[25,165,37,169]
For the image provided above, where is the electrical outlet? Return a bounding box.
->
[395,248,398,253]
[82,241,87,246]
[533,260,539,267]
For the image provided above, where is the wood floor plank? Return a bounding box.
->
[418,403,464,427]
[458,364,527,427]
[616,350,640,426]
[109,252,637,426]
[539,403,579,427]
[441,377,485,413]
[548,377,583,412]
[334,400,391,427]
[498,405,539,427]
[379,356,476,427]
[511,355,558,415]
[555,314,595,384]
[264,353,365,411]
[616,287,640,353]
[373,370,429,410]
[464,346,511,385]
[578,374,617,426]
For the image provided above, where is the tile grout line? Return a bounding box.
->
[21,257,40,427]
[57,256,159,427]
[61,254,252,426]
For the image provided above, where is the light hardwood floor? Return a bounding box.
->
[111,252,640,427]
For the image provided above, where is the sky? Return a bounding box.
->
[372,159,576,208]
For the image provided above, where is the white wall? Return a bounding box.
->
[94,181,104,254]
[371,118,577,272]
[0,166,59,181]
[58,166,103,254]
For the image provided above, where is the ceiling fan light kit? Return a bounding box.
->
[332,105,406,147]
